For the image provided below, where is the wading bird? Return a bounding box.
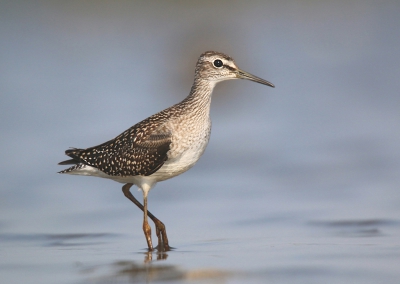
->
[59,51,274,251]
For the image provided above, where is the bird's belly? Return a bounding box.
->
[151,132,210,181]
[147,117,211,182]
[153,148,203,180]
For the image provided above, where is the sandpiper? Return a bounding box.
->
[59,51,274,251]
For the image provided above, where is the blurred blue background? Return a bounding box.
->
[1,1,400,283]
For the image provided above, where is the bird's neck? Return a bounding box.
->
[182,78,216,113]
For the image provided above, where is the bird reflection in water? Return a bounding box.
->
[143,249,168,263]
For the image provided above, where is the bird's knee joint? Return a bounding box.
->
[143,221,152,235]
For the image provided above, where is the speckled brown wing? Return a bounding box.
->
[63,118,172,177]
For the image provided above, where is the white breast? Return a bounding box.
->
[150,116,211,181]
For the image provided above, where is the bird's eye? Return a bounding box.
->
[213,59,223,68]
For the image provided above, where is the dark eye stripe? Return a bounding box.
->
[225,65,235,71]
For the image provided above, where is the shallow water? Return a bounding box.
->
[2,218,400,283]
[1,1,400,283]
[2,176,400,283]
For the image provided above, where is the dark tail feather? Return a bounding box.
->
[58,147,84,165]
[58,159,78,165]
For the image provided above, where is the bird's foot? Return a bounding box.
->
[154,219,171,251]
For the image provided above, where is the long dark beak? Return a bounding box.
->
[236,69,275,88]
